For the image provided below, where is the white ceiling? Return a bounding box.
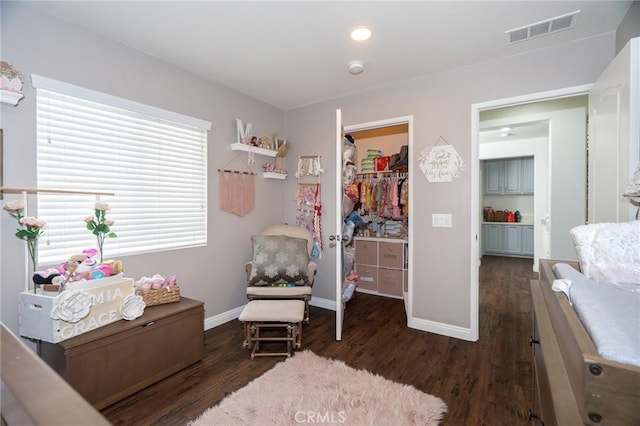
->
[28,1,632,110]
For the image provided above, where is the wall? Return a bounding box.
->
[284,33,615,339]
[0,3,286,337]
[616,0,640,54]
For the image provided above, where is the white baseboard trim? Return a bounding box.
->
[408,317,477,342]
[206,301,476,342]
[204,305,244,331]
[310,296,335,311]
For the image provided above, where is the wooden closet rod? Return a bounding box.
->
[299,155,321,159]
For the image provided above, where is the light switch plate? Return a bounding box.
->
[432,213,452,228]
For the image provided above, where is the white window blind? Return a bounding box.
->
[33,75,211,265]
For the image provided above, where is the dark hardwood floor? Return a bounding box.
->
[102,255,536,425]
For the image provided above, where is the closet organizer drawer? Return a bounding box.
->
[378,242,403,268]
[355,240,377,265]
[355,264,377,291]
[378,268,402,296]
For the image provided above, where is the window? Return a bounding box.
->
[33,75,211,265]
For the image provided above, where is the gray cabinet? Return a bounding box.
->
[483,157,534,195]
[522,157,535,194]
[482,224,534,258]
[522,225,535,256]
[503,225,522,254]
[483,224,502,252]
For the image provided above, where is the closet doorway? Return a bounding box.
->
[336,115,413,340]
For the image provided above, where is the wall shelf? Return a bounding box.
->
[230,143,277,158]
[262,172,287,180]
[0,89,24,106]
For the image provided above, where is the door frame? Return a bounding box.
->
[470,84,591,340]
[340,115,414,333]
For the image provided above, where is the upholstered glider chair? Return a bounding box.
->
[245,224,317,323]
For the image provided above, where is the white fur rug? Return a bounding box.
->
[190,350,447,425]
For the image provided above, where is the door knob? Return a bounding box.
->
[329,235,336,241]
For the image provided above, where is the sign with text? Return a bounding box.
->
[418,143,465,183]
[19,275,136,343]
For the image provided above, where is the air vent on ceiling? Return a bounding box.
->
[505,10,580,44]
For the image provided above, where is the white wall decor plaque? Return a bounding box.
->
[418,137,466,183]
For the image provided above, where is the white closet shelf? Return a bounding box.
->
[0,89,24,106]
[262,172,287,180]
[230,143,277,158]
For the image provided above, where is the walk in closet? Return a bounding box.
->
[342,124,409,301]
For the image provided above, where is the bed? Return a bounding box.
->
[530,259,640,425]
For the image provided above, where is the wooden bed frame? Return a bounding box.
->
[530,259,640,426]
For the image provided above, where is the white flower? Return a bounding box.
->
[51,290,93,322]
[119,294,145,320]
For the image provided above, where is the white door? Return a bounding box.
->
[588,38,639,223]
[334,109,345,341]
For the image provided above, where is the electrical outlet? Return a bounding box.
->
[432,213,452,228]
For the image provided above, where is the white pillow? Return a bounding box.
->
[570,222,640,291]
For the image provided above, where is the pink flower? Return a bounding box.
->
[3,199,24,213]
[95,201,110,211]
[20,216,46,228]
[104,219,114,226]
[84,215,94,223]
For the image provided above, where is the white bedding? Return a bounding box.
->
[552,262,640,367]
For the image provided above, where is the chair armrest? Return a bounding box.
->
[307,261,317,287]
[245,261,252,281]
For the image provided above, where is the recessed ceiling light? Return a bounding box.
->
[500,127,512,132]
[350,26,372,42]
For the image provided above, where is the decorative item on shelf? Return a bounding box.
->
[56,248,123,292]
[3,198,46,293]
[134,274,180,306]
[262,138,288,179]
[295,155,324,179]
[236,118,253,145]
[0,61,25,106]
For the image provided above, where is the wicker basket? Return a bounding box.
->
[493,211,508,222]
[135,286,180,307]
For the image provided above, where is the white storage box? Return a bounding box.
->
[19,274,136,343]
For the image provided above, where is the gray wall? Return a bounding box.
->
[616,0,640,53]
[0,3,286,335]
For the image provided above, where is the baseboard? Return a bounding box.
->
[203,305,244,330]
[407,317,477,342]
[310,296,335,311]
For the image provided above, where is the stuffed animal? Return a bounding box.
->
[58,248,112,282]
